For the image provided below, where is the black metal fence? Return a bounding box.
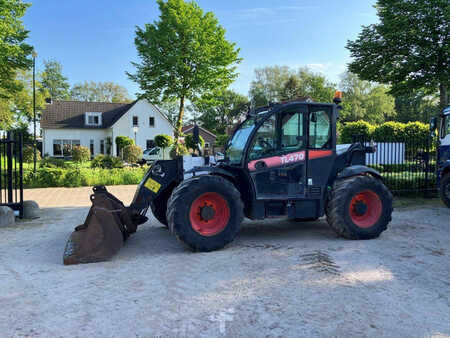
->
[0,132,23,217]
[350,134,438,197]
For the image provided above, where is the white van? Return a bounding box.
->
[142,147,171,163]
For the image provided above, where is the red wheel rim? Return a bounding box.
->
[349,190,382,228]
[189,192,230,236]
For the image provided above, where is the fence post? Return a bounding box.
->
[424,134,431,198]
[6,132,13,204]
[19,133,24,218]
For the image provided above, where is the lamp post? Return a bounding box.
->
[32,50,37,173]
[133,126,139,145]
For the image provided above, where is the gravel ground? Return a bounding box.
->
[0,201,449,337]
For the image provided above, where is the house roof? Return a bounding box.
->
[40,100,137,129]
[182,124,216,139]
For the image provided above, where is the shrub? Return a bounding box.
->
[154,134,173,149]
[71,145,90,162]
[122,144,143,163]
[340,121,374,144]
[170,143,188,159]
[40,157,69,168]
[404,121,429,145]
[91,155,124,169]
[185,133,205,151]
[115,136,134,156]
[372,121,405,142]
[23,145,41,163]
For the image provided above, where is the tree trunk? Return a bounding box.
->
[175,96,185,140]
[440,83,448,111]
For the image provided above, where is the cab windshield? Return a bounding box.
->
[442,114,450,139]
[225,118,257,165]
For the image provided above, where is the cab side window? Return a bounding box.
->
[309,108,331,149]
[248,115,277,160]
[281,111,304,152]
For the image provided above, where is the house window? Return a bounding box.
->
[133,116,138,126]
[149,117,155,127]
[146,139,155,150]
[90,140,94,156]
[100,140,105,154]
[53,139,80,157]
[86,112,102,126]
[204,142,210,149]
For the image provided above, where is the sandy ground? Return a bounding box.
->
[0,190,449,337]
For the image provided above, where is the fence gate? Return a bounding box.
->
[0,132,23,217]
[352,133,438,197]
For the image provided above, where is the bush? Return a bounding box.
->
[91,155,124,169]
[40,157,69,168]
[115,136,134,156]
[170,143,188,159]
[185,133,205,151]
[23,145,41,163]
[122,144,143,163]
[154,134,173,149]
[71,145,90,162]
[372,121,405,142]
[404,121,429,145]
[340,121,374,144]
[215,134,229,147]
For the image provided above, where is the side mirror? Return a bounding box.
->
[311,112,317,123]
[429,117,437,132]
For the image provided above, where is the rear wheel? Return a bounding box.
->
[326,175,393,239]
[167,175,243,251]
[440,173,450,208]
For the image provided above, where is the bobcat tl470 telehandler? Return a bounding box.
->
[63,92,393,265]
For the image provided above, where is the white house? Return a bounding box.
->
[40,99,173,157]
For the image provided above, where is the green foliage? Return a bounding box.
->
[339,72,396,124]
[22,145,41,163]
[40,157,69,169]
[215,134,229,147]
[394,90,440,123]
[122,144,143,163]
[40,59,70,100]
[184,133,205,151]
[404,121,429,145]
[170,143,188,159]
[91,155,124,169]
[154,134,173,149]
[340,121,374,144]
[115,136,134,155]
[70,81,131,102]
[71,145,90,162]
[127,0,242,140]
[23,166,148,188]
[249,66,336,107]
[0,0,33,99]
[372,122,405,142]
[192,89,248,135]
[346,0,449,109]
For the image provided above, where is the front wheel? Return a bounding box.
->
[167,175,244,251]
[326,175,393,239]
[440,173,450,208]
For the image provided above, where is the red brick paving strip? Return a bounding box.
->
[24,185,137,208]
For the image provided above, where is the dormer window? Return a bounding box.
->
[85,112,102,126]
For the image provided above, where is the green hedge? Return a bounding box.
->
[23,167,148,188]
[340,120,429,144]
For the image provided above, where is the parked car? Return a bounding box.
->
[142,147,170,163]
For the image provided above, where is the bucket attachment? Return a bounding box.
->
[63,186,147,265]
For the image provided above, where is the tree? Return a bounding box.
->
[158,100,180,126]
[249,66,336,106]
[128,0,242,154]
[115,136,134,157]
[0,0,33,99]
[154,134,173,159]
[192,89,248,135]
[339,72,396,124]
[40,60,70,100]
[71,81,131,102]
[394,90,440,123]
[185,133,205,152]
[347,0,449,110]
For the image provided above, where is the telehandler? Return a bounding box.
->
[63,92,393,265]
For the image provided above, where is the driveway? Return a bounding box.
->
[1,187,449,337]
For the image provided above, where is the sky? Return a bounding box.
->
[23,0,378,99]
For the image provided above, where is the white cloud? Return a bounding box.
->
[236,5,318,21]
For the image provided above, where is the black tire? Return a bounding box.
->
[440,173,450,208]
[326,175,393,239]
[166,175,244,252]
[150,193,170,227]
